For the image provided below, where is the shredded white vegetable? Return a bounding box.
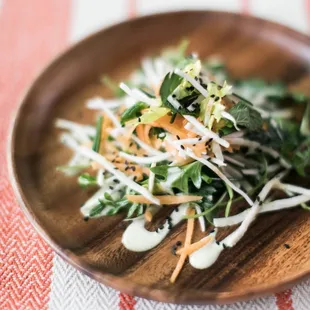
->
[223,155,245,168]
[214,194,310,227]
[119,82,157,106]
[223,177,280,247]
[221,111,239,130]
[175,68,209,98]
[194,204,206,232]
[148,163,156,193]
[183,115,230,148]
[131,135,163,156]
[167,95,181,110]
[119,152,171,164]
[226,138,280,158]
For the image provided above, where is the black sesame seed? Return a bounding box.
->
[171,245,177,255]
[176,241,182,247]
[210,94,215,98]
[194,77,198,81]
[176,135,180,140]
[112,159,116,163]
[214,96,220,102]
[193,144,196,147]
[113,179,120,184]
[216,241,220,245]
[257,196,261,203]
[198,137,202,141]
[284,243,290,249]
[129,142,134,147]
[125,160,129,165]
[109,186,114,190]
[143,154,148,157]
[138,117,141,122]
[209,229,215,234]
[172,94,176,98]
[175,207,179,212]
[131,166,136,171]
[133,176,137,181]
[125,167,129,171]
[83,216,89,222]
[222,243,227,249]
[159,225,164,230]
[180,145,185,150]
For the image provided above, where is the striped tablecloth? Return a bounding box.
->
[1,1,310,309]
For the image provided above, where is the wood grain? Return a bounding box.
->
[8,11,310,304]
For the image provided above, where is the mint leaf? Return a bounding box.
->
[229,101,262,131]
[120,102,148,125]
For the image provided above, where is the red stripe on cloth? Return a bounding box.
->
[276,290,294,310]
[119,292,137,310]
[241,0,250,15]
[306,0,310,33]
[128,0,137,18]
[0,0,70,309]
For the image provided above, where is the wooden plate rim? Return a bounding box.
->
[7,10,310,305]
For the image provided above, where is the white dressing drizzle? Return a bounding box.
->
[122,203,189,252]
[189,231,224,269]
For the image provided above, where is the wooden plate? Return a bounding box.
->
[8,11,310,304]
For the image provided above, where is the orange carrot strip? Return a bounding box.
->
[136,124,145,141]
[176,235,214,256]
[126,195,203,205]
[143,124,152,145]
[170,208,195,283]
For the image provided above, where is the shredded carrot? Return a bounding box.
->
[143,125,152,145]
[170,208,195,283]
[126,195,203,205]
[99,114,112,153]
[150,115,188,139]
[176,235,214,256]
[136,124,145,142]
[144,208,153,222]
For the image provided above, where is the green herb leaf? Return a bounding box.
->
[292,146,310,176]
[120,102,148,126]
[150,165,169,181]
[171,161,202,193]
[92,116,103,152]
[228,101,263,131]
[78,173,97,188]
[160,72,182,104]
[89,201,105,217]
[127,203,140,218]
[224,183,234,217]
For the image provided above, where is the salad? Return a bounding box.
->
[56,41,310,283]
